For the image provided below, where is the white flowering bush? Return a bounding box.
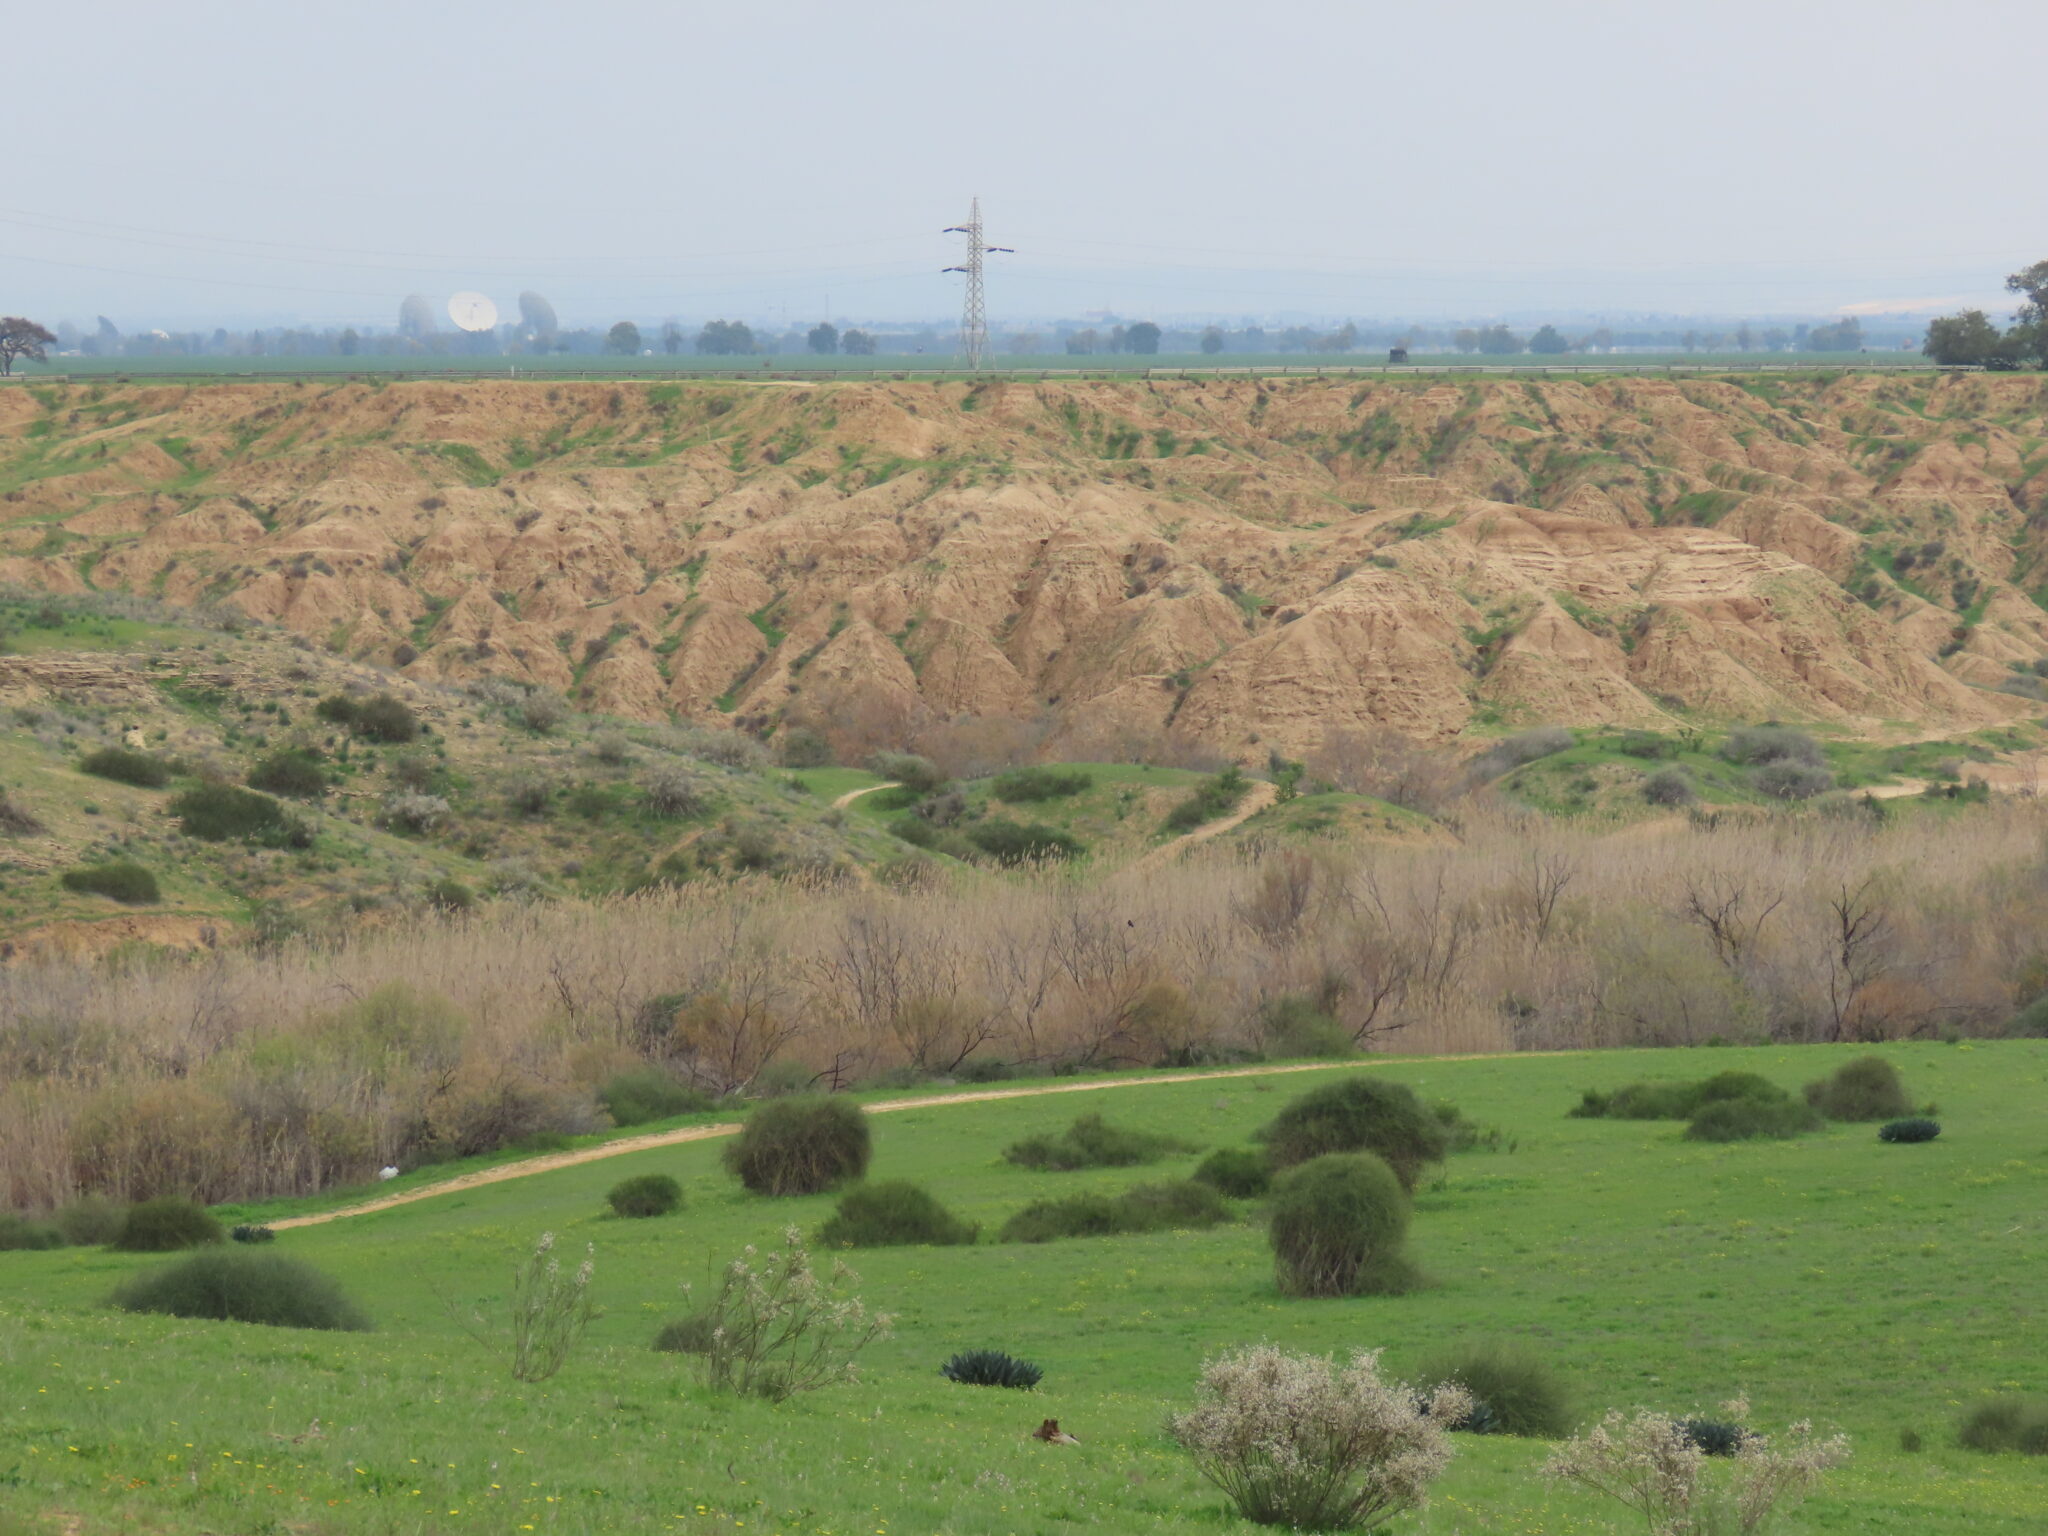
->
[452,1231,596,1383]
[690,1226,893,1402]
[1168,1344,1469,1530]
[1543,1398,1850,1535]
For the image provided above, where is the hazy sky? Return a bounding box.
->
[8,0,2046,330]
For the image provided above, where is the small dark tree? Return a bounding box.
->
[1528,325,1570,355]
[0,317,58,376]
[606,321,642,356]
[1200,326,1225,355]
[1923,310,2006,366]
[1126,321,1163,355]
[841,328,876,356]
[807,322,839,355]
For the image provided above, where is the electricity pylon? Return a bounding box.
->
[943,198,1012,370]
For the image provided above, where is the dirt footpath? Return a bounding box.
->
[271,1056,1388,1230]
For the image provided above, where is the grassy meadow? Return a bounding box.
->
[1,1040,2043,1535]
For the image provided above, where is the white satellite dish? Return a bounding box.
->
[448,292,499,333]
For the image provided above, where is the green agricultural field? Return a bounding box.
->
[1,1042,2043,1535]
[3,349,1934,383]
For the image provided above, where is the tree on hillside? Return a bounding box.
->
[1126,321,1162,355]
[1200,325,1225,355]
[696,320,754,355]
[1803,317,1863,352]
[1477,324,1522,355]
[1923,310,2006,367]
[0,317,56,375]
[2006,260,2048,367]
[606,321,642,355]
[1528,324,1569,355]
[840,328,876,356]
[807,321,839,355]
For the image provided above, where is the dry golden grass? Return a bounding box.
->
[4,799,2042,1209]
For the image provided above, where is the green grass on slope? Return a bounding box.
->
[0,1042,2043,1535]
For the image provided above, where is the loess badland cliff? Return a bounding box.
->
[5,371,2048,757]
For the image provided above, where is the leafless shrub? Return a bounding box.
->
[521,691,569,734]
[380,792,450,834]
[644,762,709,818]
[657,724,770,773]
[4,806,2046,1205]
[590,730,634,765]
[1307,724,1464,813]
[0,792,46,835]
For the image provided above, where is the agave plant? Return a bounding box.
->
[1878,1118,1940,1143]
[940,1349,1044,1389]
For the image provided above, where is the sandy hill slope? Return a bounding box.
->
[4,372,2046,755]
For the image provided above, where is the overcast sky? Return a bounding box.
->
[7,0,2046,330]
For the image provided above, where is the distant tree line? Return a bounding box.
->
[1923,261,2047,369]
[0,304,1930,368]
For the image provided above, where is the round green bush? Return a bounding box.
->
[110,1250,370,1331]
[1116,1179,1231,1228]
[818,1181,977,1247]
[1958,1395,2048,1455]
[722,1095,871,1196]
[169,783,311,848]
[247,751,328,799]
[54,1195,127,1246]
[1193,1148,1272,1198]
[999,1192,1126,1243]
[606,1173,684,1218]
[965,818,1084,865]
[112,1198,225,1252]
[59,861,160,905]
[1417,1340,1574,1437]
[350,693,421,744]
[998,1180,1230,1243]
[1804,1055,1911,1121]
[1258,1076,1450,1190]
[653,1310,718,1354]
[0,1213,65,1251]
[1002,1113,1187,1170]
[1879,1117,1941,1143]
[80,746,171,788]
[598,1069,714,1127]
[1268,1152,1414,1298]
[990,766,1091,803]
[1684,1097,1820,1142]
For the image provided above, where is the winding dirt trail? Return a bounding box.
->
[271,1057,1383,1231]
[831,780,899,809]
[1128,780,1280,873]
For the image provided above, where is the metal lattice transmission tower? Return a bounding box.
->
[943,197,1012,370]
